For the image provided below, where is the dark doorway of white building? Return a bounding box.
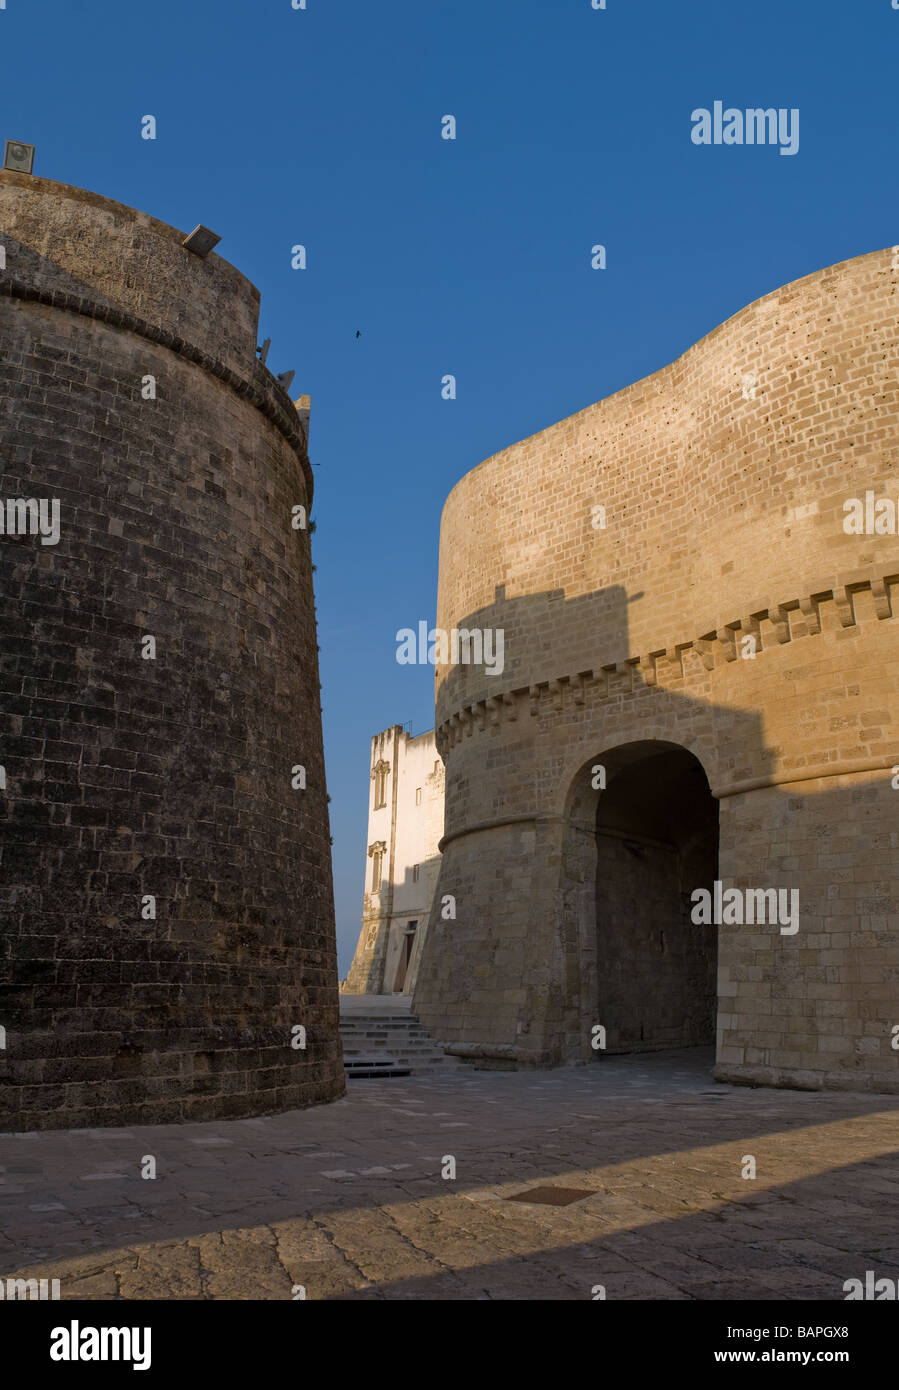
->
[393,921,417,992]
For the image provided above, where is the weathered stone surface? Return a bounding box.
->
[414,247,899,1092]
[1,1053,898,1300]
[0,172,344,1129]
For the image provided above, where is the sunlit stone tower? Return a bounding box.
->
[415,248,899,1094]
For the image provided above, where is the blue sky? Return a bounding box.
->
[5,0,899,974]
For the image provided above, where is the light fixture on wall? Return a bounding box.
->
[3,140,35,174]
[182,225,220,258]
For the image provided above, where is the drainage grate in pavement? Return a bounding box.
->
[505,1186,596,1206]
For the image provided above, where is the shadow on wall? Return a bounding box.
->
[413,581,899,1092]
[346,852,442,995]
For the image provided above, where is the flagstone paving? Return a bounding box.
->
[1,1048,897,1300]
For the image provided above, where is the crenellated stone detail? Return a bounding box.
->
[436,568,899,748]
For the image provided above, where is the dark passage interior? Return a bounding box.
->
[595,744,719,1052]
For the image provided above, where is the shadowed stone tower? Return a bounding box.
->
[0,172,344,1129]
[415,247,899,1094]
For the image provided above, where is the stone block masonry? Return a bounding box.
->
[414,246,899,1094]
[0,171,345,1130]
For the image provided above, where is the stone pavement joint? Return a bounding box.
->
[1,1049,897,1300]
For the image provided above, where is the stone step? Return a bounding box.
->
[340,1023,429,1032]
[340,1019,428,1026]
[339,1010,459,1077]
[344,1059,411,1080]
[359,1051,455,1061]
[347,1054,435,1062]
[340,1030,431,1038]
[340,1017,427,1025]
[345,1054,451,1066]
[341,1035,445,1047]
[392,1059,457,1068]
[343,1053,408,1062]
[341,1032,433,1042]
[344,1050,458,1061]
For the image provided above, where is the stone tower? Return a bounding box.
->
[0,172,344,1129]
[414,247,899,1094]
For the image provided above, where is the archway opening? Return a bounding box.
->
[595,744,718,1052]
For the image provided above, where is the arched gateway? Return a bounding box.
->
[558,742,719,1060]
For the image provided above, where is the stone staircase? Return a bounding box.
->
[339,1009,461,1080]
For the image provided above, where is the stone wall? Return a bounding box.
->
[0,173,344,1129]
[414,247,899,1093]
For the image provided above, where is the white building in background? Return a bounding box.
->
[342,725,444,996]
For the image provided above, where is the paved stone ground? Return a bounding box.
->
[2,1048,898,1300]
